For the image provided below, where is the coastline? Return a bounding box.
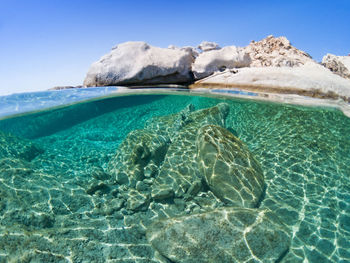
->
[110,86,350,118]
[2,86,349,120]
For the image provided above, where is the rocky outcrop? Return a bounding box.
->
[84,42,194,86]
[49,85,83,90]
[196,125,264,207]
[168,45,199,59]
[192,62,350,101]
[322,54,350,79]
[192,46,251,79]
[147,207,291,263]
[198,41,220,52]
[83,36,350,104]
[246,35,313,67]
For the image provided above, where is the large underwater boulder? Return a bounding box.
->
[147,207,291,263]
[84,41,194,86]
[151,103,229,199]
[196,125,264,208]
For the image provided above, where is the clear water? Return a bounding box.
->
[0,92,349,262]
[0,87,120,118]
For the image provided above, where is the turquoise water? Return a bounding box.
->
[0,92,349,262]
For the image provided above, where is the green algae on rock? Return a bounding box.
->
[147,207,291,263]
[196,125,265,208]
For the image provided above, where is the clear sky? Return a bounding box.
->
[1,0,349,95]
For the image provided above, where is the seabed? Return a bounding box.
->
[0,88,349,262]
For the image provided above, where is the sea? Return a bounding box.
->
[0,87,349,262]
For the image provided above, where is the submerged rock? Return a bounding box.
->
[322,53,350,79]
[151,103,230,199]
[0,131,43,161]
[107,129,169,187]
[144,103,195,139]
[147,207,291,263]
[151,123,204,199]
[192,46,251,79]
[126,189,150,211]
[196,125,264,207]
[84,41,194,86]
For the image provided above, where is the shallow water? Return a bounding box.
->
[0,92,349,262]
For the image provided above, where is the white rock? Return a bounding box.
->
[167,45,177,49]
[322,54,350,79]
[84,41,194,86]
[198,41,220,52]
[194,62,350,100]
[246,35,314,67]
[192,46,251,79]
[168,45,199,59]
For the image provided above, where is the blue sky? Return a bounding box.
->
[0,0,349,95]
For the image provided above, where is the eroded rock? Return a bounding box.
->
[198,41,220,52]
[192,46,251,79]
[246,35,313,67]
[322,53,350,79]
[196,125,264,207]
[84,41,194,86]
[147,207,291,263]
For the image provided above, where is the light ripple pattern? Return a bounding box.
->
[0,93,349,262]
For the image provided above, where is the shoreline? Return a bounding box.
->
[117,86,350,118]
[2,86,350,120]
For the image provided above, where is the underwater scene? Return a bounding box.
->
[0,92,349,263]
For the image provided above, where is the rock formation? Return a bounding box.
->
[107,129,169,187]
[196,125,264,207]
[322,53,350,79]
[150,103,229,200]
[197,41,220,51]
[147,207,291,263]
[192,46,251,79]
[168,45,199,59]
[104,103,291,262]
[84,41,194,86]
[83,35,350,103]
[193,62,350,101]
[245,35,313,67]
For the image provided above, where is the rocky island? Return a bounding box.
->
[84,35,350,103]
